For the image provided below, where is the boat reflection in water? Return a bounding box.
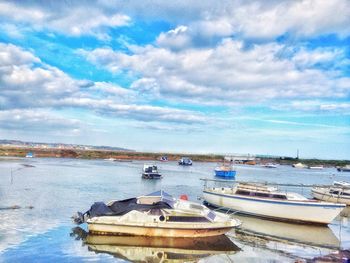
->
[71,227,240,262]
[233,214,340,249]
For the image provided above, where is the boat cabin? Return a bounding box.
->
[143,164,158,173]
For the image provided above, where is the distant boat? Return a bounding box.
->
[292,162,307,169]
[245,160,256,165]
[337,165,350,172]
[261,163,277,168]
[333,181,350,187]
[25,152,34,158]
[103,158,116,161]
[142,164,162,179]
[308,165,324,170]
[202,179,345,225]
[312,181,350,205]
[159,156,168,162]
[114,159,132,162]
[178,157,193,166]
[215,163,236,178]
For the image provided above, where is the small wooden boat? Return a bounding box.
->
[103,158,116,161]
[74,190,241,237]
[142,164,162,179]
[202,179,345,225]
[312,181,350,205]
[215,163,236,178]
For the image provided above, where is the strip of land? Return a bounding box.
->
[0,146,348,167]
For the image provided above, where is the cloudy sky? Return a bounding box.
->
[0,0,349,159]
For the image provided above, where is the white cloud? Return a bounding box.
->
[0,43,39,66]
[0,43,80,109]
[157,26,192,50]
[1,1,350,41]
[81,39,350,105]
[0,1,130,39]
[56,97,207,124]
[0,109,81,132]
[0,42,207,125]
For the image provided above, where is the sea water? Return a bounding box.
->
[0,157,349,262]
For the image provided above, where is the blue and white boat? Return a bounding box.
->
[214,164,236,178]
[25,152,34,158]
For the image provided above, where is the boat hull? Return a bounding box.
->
[203,189,345,225]
[215,170,236,178]
[88,223,233,237]
[142,173,162,179]
[312,188,350,205]
[337,168,350,172]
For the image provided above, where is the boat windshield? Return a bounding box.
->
[236,189,287,199]
[143,190,175,208]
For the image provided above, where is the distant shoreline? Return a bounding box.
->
[0,146,348,167]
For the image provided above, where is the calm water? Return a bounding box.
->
[1,157,350,262]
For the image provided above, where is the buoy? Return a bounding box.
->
[179,194,188,200]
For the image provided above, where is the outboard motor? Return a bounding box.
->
[72,211,86,225]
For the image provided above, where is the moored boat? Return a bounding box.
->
[308,165,324,170]
[312,182,350,205]
[215,163,236,178]
[159,155,168,162]
[142,164,162,179]
[178,157,193,166]
[292,162,307,169]
[337,165,350,172]
[74,190,241,237]
[261,163,277,168]
[202,179,345,225]
[25,152,34,158]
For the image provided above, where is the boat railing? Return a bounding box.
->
[200,178,350,189]
[200,178,350,198]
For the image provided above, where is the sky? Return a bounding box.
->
[0,0,349,159]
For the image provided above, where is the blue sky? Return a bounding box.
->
[0,1,349,159]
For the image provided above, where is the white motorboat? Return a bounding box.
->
[74,190,241,237]
[202,180,345,225]
[308,165,324,170]
[261,163,277,168]
[312,182,350,205]
[292,162,307,169]
[71,228,240,262]
[334,181,350,187]
[103,157,116,161]
[142,164,162,179]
